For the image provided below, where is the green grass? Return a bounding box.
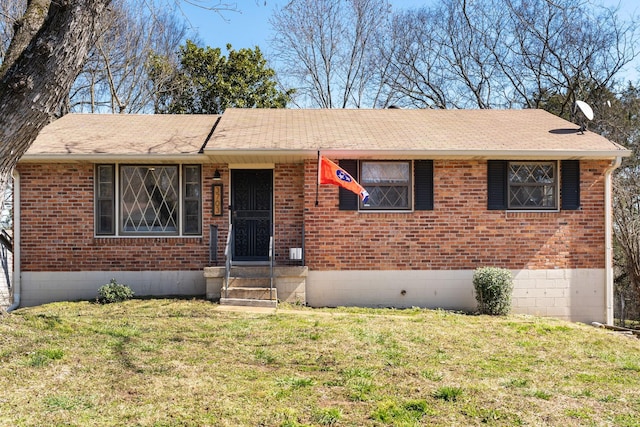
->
[1,299,640,426]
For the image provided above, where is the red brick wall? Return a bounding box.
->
[17,158,608,273]
[274,164,305,265]
[303,159,608,270]
[17,163,225,272]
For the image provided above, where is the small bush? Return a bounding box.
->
[97,279,134,304]
[473,267,513,315]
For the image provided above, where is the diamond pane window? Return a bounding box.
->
[508,162,557,209]
[96,165,201,236]
[121,166,179,233]
[360,161,411,210]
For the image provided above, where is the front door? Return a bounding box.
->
[231,169,273,262]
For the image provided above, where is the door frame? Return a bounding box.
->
[229,165,274,263]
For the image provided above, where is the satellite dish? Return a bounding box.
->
[575,100,594,120]
[574,100,594,134]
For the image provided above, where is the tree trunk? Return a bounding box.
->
[0,0,111,196]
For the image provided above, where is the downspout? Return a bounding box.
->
[604,156,622,325]
[7,170,20,312]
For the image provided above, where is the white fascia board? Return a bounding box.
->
[18,153,210,163]
[22,148,632,163]
[205,148,632,161]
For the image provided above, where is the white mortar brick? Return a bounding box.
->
[535,297,556,307]
[545,269,568,280]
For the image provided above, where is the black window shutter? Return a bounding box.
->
[414,160,434,210]
[561,160,580,210]
[338,159,358,211]
[487,160,508,210]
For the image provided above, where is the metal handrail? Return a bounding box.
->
[224,224,233,299]
[209,224,218,265]
[269,235,274,301]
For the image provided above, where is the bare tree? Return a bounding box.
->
[0,0,239,204]
[270,0,391,108]
[384,1,504,109]
[385,0,638,110]
[0,0,112,211]
[614,169,640,318]
[505,0,637,114]
[70,0,190,113]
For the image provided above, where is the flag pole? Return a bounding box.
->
[315,150,320,206]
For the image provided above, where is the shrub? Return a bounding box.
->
[473,267,513,315]
[97,279,134,304]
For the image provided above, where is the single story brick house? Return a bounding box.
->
[11,108,630,323]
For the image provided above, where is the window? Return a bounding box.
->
[96,165,201,236]
[360,161,411,210]
[96,165,115,234]
[488,160,579,211]
[508,161,557,209]
[337,160,433,211]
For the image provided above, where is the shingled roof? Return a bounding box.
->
[205,108,629,160]
[23,114,220,160]
[22,108,630,162]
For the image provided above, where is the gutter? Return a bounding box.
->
[202,148,631,161]
[604,156,623,325]
[7,170,20,312]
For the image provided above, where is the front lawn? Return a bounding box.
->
[1,300,639,426]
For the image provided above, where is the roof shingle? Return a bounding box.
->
[22,109,629,161]
[25,114,219,157]
[207,108,627,154]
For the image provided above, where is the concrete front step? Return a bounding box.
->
[229,266,272,278]
[205,265,308,305]
[219,297,278,308]
[224,286,277,300]
[227,277,272,288]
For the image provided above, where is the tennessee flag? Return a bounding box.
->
[318,156,370,204]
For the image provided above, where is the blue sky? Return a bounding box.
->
[180,1,458,50]
[181,0,639,81]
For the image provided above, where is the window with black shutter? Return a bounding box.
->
[487,160,578,211]
[337,160,434,211]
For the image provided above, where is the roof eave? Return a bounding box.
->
[203,148,632,162]
[20,148,631,164]
[18,153,210,163]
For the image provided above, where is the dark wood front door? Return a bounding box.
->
[231,169,273,261]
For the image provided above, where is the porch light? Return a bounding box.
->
[213,169,221,180]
